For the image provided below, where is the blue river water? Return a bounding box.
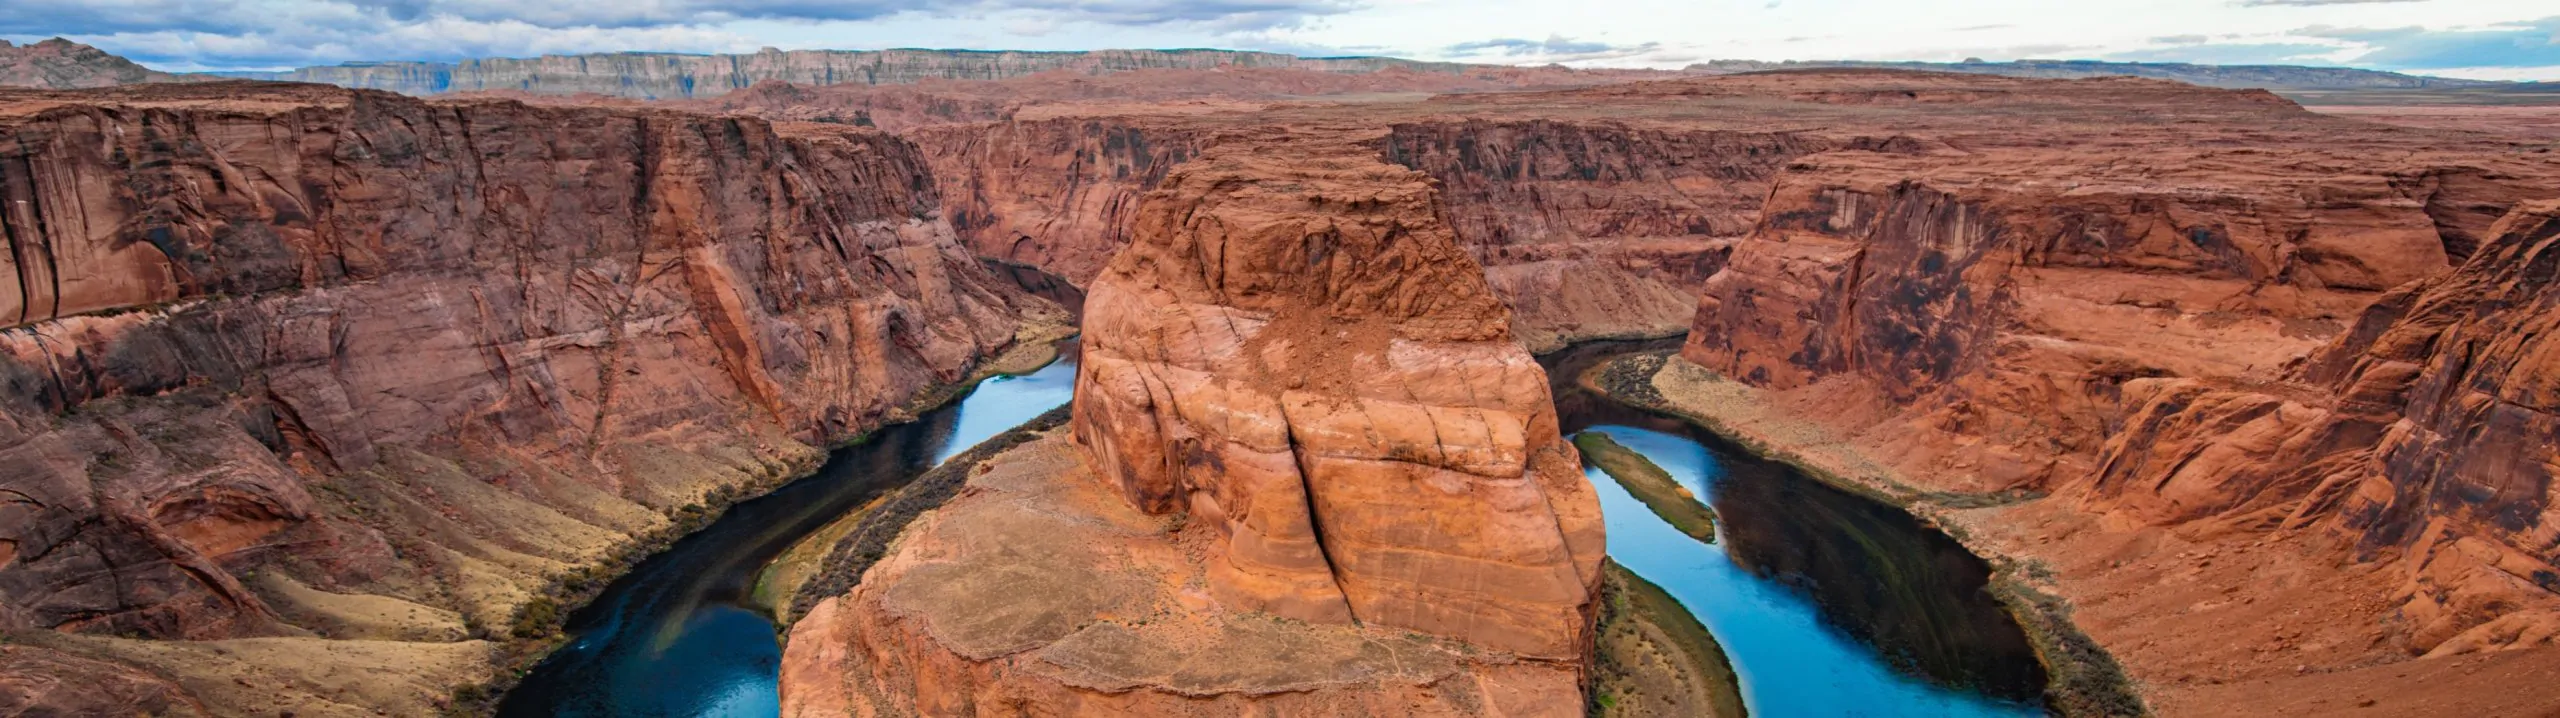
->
[1582,425,2043,716]
[1544,341,2049,717]
[496,350,1080,718]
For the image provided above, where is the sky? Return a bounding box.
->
[3,0,2556,80]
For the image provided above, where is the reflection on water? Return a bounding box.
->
[498,346,1080,718]
[1544,341,2049,716]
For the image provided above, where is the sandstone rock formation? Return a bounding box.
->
[0,38,190,89]
[790,68,2560,712]
[778,134,1604,717]
[0,81,1039,712]
[1071,135,1605,658]
[668,65,1668,133]
[2087,201,2560,655]
[910,117,1214,282]
[782,433,1588,717]
[910,113,1778,351]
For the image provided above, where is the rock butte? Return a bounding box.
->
[780,135,1605,715]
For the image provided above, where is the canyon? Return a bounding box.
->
[0,81,1052,715]
[764,69,2560,715]
[2,38,2560,718]
[784,136,1603,714]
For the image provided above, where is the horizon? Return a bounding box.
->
[2,0,2554,81]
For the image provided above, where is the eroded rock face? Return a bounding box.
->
[910,118,1213,284]
[0,82,1033,651]
[1632,72,2560,666]
[1379,120,1841,352]
[1070,135,1604,660]
[782,433,1585,718]
[2088,202,2560,655]
[244,48,1475,99]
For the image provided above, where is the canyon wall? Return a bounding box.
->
[1654,75,2560,660]
[1378,120,1847,352]
[908,117,1214,283]
[0,82,1036,712]
[917,115,1815,352]
[2086,202,2560,655]
[239,48,1471,99]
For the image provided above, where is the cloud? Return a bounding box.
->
[2149,34,2210,45]
[1440,34,1675,65]
[2304,16,2560,69]
[1952,24,2013,32]
[1003,0,1361,33]
[1448,35,1617,57]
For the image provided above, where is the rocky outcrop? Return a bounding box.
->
[238,48,1474,99]
[0,38,191,89]
[1379,120,1843,351]
[776,134,1607,718]
[2082,202,2560,655]
[0,81,1035,708]
[915,116,1794,352]
[1071,135,1604,658]
[782,432,1588,717]
[909,117,1214,283]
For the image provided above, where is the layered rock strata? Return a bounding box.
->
[0,82,1036,712]
[782,432,1587,717]
[2087,202,2560,655]
[854,70,2560,709]
[240,48,1474,99]
[1071,136,1604,658]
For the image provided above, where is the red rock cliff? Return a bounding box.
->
[2087,202,2560,655]
[1071,134,1605,659]
[0,82,1036,685]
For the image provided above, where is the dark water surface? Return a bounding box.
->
[496,350,1079,717]
[1544,341,2049,716]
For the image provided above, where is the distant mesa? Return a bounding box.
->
[0,37,194,89]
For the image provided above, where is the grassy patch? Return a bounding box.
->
[1592,561,1747,718]
[1573,432,1718,545]
[751,491,890,624]
[1989,572,2149,717]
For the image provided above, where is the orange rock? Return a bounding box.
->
[0,82,1039,641]
[1071,135,1605,660]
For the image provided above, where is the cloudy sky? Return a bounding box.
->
[4,0,2556,80]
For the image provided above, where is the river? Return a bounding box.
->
[495,349,1080,717]
[1544,340,2049,716]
